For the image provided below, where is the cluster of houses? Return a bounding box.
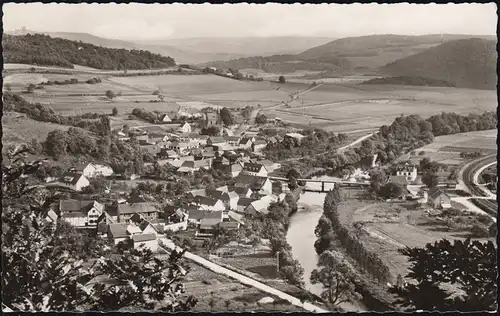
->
[386,162,454,209]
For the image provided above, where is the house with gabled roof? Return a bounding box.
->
[191,195,225,211]
[237,197,258,212]
[108,223,129,245]
[207,189,239,210]
[395,163,418,182]
[58,172,90,192]
[233,186,253,198]
[68,163,114,178]
[428,187,451,209]
[242,162,268,177]
[234,174,272,195]
[57,199,105,228]
[214,162,242,178]
[207,136,227,147]
[116,202,159,223]
[187,209,223,225]
[252,139,268,152]
[239,137,253,149]
[132,233,159,252]
[259,160,281,173]
[177,122,192,134]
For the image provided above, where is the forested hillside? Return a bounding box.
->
[380,38,497,89]
[3,34,176,70]
[360,76,456,87]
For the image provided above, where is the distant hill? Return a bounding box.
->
[380,38,497,89]
[147,36,335,56]
[360,76,456,87]
[3,34,176,70]
[199,34,496,75]
[297,34,497,70]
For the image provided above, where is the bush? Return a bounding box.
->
[470,224,489,238]
[419,151,426,156]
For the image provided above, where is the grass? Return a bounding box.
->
[1,112,70,146]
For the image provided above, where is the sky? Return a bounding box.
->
[3,3,497,40]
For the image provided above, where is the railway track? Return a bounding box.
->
[461,155,497,215]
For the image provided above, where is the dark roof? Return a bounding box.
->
[200,218,222,229]
[237,197,257,206]
[109,223,128,239]
[188,210,223,221]
[209,137,226,144]
[235,174,269,189]
[389,175,409,186]
[59,200,102,213]
[239,137,252,144]
[253,139,267,145]
[117,203,159,215]
[243,162,266,172]
[192,195,221,206]
[60,172,85,185]
[428,187,448,200]
[97,223,108,233]
[233,186,251,195]
[132,233,157,242]
[395,164,417,172]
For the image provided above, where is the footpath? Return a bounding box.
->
[158,238,329,313]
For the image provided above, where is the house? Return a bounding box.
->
[213,162,242,178]
[216,185,229,193]
[135,134,150,145]
[159,149,179,160]
[417,188,428,204]
[223,128,235,137]
[207,189,240,210]
[197,218,223,236]
[244,199,272,215]
[168,156,195,168]
[160,113,173,122]
[207,137,227,146]
[224,135,240,146]
[177,122,192,134]
[187,209,223,225]
[58,200,105,228]
[142,144,162,158]
[108,223,129,245]
[234,186,253,198]
[58,172,90,192]
[177,158,212,174]
[242,162,268,177]
[239,137,253,149]
[285,133,305,144]
[260,160,281,173]
[252,139,268,152]
[234,174,272,195]
[191,196,226,211]
[236,197,258,212]
[132,233,159,252]
[427,187,452,209]
[68,163,114,178]
[388,175,409,187]
[395,163,418,182]
[116,203,160,223]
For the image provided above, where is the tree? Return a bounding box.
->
[26,83,37,93]
[390,238,497,312]
[1,148,197,312]
[422,171,439,189]
[112,107,118,116]
[377,182,404,200]
[310,250,361,307]
[105,90,116,101]
[278,76,286,84]
[5,83,12,91]
[45,129,69,157]
[219,107,235,126]
[255,113,268,125]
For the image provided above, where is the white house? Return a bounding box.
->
[177,122,192,134]
[242,162,268,177]
[239,137,253,149]
[252,139,268,152]
[191,196,226,212]
[69,163,114,178]
[58,200,105,228]
[395,163,418,182]
[207,189,240,210]
[132,234,159,252]
[58,173,90,192]
[234,174,273,195]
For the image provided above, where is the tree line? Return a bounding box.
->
[3,92,111,136]
[3,34,176,70]
[315,187,392,285]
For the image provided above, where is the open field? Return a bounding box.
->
[1,112,70,147]
[262,83,496,132]
[404,129,497,165]
[339,201,495,281]
[178,262,305,312]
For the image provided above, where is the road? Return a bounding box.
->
[158,238,329,313]
[458,154,497,218]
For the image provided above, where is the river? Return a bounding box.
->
[286,189,367,312]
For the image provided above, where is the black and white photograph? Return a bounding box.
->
[1,2,497,313]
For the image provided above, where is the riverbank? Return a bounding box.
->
[287,190,367,312]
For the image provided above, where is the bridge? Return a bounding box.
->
[269,176,370,192]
